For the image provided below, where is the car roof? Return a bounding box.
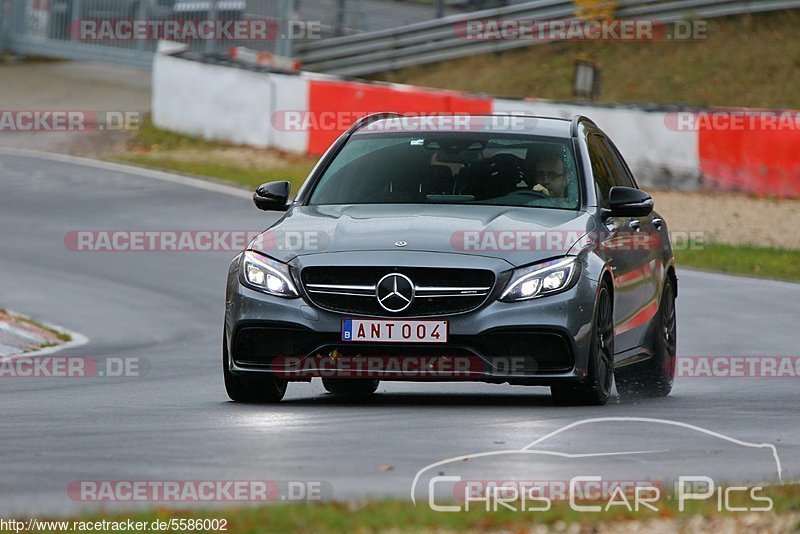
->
[350,114,575,138]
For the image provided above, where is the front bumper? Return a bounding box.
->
[225,266,598,386]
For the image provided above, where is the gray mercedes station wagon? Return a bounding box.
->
[223,114,678,405]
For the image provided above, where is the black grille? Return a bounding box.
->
[301,266,495,317]
[232,326,333,366]
[303,267,493,287]
[233,326,572,375]
[457,330,574,373]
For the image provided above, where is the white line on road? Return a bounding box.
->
[0,146,251,199]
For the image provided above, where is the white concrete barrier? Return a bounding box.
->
[492,99,700,190]
[153,53,311,153]
[152,50,702,190]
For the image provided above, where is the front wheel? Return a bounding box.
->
[551,282,614,406]
[616,278,677,398]
[223,333,287,403]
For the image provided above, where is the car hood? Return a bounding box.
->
[249,204,595,268]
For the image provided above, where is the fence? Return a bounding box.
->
[0,0,514,67]
[0,0,297,67]
[297,0,800,76]
[3,0,800,72]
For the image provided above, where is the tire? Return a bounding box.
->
[223,332,287,403]
[322,378,380,396]
[615,278,677,398]
[551,282,614,406]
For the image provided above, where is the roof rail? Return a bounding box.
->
[347,112,404,134]
[570,115,597,137]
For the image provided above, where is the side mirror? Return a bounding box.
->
[253,181,290,211]
[608,186,653,217]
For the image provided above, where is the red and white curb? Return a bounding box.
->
[0,309,87,359]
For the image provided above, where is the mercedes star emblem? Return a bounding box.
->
[375,273,415,312]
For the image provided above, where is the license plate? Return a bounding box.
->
[342,319,448,343]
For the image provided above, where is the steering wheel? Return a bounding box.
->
[506,188,549,199]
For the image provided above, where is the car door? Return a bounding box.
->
[599,135,664,349]
[586,133,642,354]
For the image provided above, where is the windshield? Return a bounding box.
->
[308,133,580,209]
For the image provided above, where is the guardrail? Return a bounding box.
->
[297,0,800,76]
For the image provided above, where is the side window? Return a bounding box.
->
[587,134,613,208]
[602,138,638,189]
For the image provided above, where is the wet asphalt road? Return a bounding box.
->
[0,149,797,515]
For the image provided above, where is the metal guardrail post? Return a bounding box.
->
[435,0,445,18]
[70,0,83,38]
[8,0,26,48]
[335,0,346,36]
[276,0,294,57]
[0,0,9,53]
[136,0,147,52]
[205,0,218,55]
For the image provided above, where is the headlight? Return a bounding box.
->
[499,257,579,302]
[240,250,299,298]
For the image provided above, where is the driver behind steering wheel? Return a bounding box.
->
[525,145,567,198]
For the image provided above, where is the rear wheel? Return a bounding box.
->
[223,332,287,403]
[616,279,677,398]
[322,378,380,396]
[551,282,614,406]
